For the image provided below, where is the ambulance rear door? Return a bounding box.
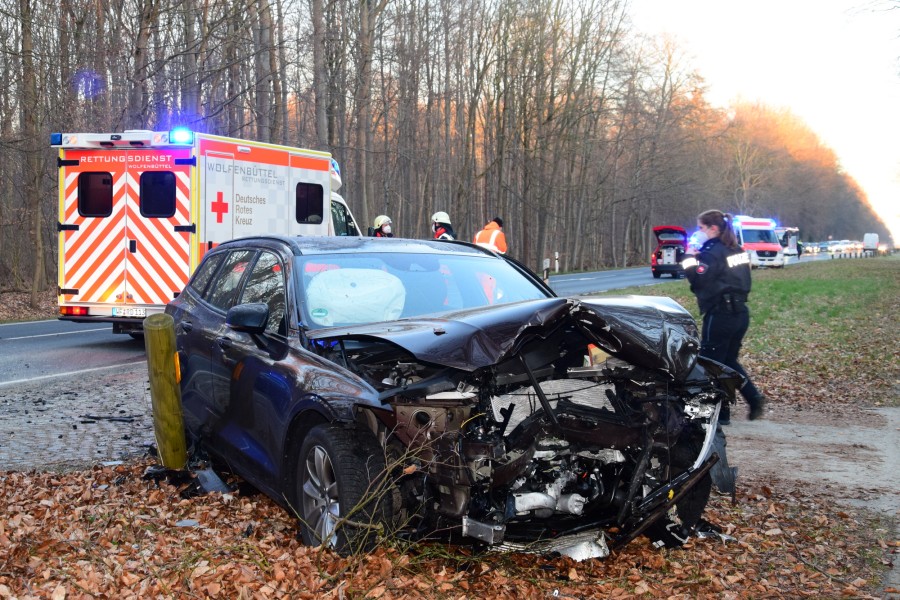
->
[121,149,194,313]
[58,148,193,316]
[58,150,127,309]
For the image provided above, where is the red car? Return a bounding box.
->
[651,225,688,278]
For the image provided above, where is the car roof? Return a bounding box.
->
[216,235,498,258]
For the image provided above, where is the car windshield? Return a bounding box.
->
[741,228,778,244]
[295,252,551,328]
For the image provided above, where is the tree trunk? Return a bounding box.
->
[252,0,273,143]
[20,0,43,306]
[128,0,154,128]
[312,0,329,148]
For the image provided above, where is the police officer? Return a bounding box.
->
[682,209,766,425]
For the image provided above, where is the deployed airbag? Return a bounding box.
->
[306,268,406,326]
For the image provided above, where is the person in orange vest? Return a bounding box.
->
[473,217,507,254]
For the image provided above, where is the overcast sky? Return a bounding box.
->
[629,0,900,241]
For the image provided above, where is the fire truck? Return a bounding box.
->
[52,128,361,335]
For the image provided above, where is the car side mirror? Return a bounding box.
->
[226,303,269,334]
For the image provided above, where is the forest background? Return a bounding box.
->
[0,0,891,304]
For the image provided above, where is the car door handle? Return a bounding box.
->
[181,321,193,332]
[215,336,239,368]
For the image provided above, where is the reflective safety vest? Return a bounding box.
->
[473,223,507,253]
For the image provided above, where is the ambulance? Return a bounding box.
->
[732,215,785,268]
[52,128,361,335]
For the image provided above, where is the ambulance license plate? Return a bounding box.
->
[113,307,146,317]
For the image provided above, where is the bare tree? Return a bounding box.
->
[0,0,889,295]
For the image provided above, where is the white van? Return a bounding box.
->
[863,233,879,257]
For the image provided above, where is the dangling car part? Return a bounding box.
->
[166,236,741,559]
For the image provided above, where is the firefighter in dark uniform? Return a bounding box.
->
[682,210,766,425]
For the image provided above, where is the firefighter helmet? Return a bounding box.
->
[431,211,451,224]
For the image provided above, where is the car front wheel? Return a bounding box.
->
[295,423,388,553]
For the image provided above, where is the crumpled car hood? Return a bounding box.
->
[307,296,700,379]
[574,296,700,380]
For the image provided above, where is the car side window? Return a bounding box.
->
[240,251,287,334]
[188,253,225,298]
[206,250,255,311]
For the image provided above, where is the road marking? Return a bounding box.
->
[0,360,147,388]
[0,327,110,341]
[0,319,58,326]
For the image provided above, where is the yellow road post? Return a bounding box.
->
[143,313,187,469]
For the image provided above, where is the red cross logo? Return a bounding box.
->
[211,191,229,223]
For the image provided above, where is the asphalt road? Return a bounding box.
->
[547,265,665,295]
[0,321,145,387]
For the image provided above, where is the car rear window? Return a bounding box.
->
[206,250,256,311]
[188,252,225,298]
[658,233,685,242]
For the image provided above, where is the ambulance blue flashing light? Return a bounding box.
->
[169,127,194,145]
[50,133,63,145]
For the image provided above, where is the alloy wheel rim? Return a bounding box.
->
[301,445,340,546]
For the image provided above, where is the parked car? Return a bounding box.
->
[166,236,739,559]
[650,225,688,278]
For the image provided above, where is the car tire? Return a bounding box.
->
[295,423,389,554]
[652,271,661,279]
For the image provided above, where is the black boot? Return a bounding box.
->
[748,396,767,420]
[719,404,731,426]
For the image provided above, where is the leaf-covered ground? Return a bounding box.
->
[0,462,893,599]
[0,292,57,325]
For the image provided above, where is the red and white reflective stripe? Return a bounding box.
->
[123,170,191,305]
[62,171,127,303]
[62,161,192,306]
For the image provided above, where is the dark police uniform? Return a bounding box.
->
[682,238,764,422]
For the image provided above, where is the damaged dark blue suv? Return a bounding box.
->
[166,235,738,558]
